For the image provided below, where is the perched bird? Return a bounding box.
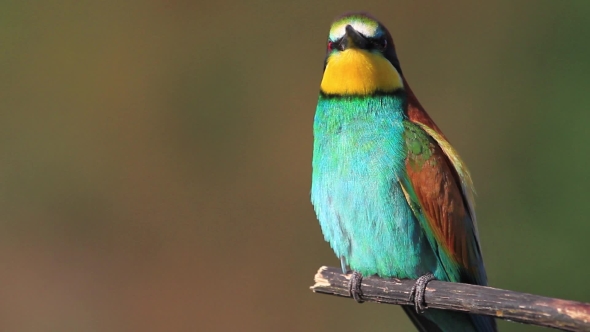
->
[311,13,497,332]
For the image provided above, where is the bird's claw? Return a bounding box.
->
[348,271,364,303]
[409,273,435,313]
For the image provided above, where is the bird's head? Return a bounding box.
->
[320,13,404,96]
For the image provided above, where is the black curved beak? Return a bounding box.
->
[342,25,369,50]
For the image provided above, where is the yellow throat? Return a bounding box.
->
[320,49,403,95]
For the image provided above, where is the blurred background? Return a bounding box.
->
[1,1,589,331]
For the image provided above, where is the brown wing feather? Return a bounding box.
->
[403,81,485,284]
[405,130,477,274]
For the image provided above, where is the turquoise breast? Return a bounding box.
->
[311,94,438,278]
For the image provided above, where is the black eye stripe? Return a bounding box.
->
[327,38,344,51]
[369,38,386,48]
[326,37,387,52]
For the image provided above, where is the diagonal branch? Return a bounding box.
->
[310,266,590,331]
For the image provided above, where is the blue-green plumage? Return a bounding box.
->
[312,93,493,332]
[312,94,442,279]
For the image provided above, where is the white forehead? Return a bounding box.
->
[329,19,378,40]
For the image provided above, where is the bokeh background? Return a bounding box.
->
[1,1,589,331]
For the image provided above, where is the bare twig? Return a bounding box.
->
[310,266,590,331]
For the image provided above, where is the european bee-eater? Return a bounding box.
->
[311,13,497,332]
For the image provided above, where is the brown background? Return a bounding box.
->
[1,1,590,331]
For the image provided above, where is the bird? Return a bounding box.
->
[311,13,497,332]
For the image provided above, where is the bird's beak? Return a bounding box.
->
[342,25,369,50]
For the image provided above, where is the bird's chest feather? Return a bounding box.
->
[311,96,433,277]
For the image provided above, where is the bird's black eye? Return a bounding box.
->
[372,38,387,52]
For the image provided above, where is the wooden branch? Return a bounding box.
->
[310,266,590,331]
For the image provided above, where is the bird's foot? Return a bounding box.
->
[348,271,364,303]
[409,273,435,313]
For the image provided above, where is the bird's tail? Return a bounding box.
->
[402,306,497,332]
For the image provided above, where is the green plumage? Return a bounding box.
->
[312,93,443,278]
